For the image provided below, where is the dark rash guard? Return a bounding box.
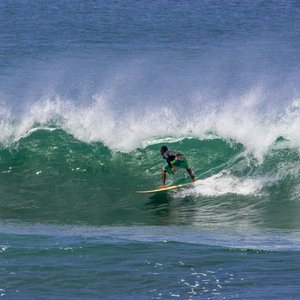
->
[162,150,183,169]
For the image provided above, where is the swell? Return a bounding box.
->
[0,128,300,230]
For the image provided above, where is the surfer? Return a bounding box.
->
[160,145,196,188]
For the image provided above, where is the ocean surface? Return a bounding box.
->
[0,0,300,299]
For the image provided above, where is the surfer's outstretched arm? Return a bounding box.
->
[187,168,196,182]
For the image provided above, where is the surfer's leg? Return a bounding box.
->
[162,169,167,187]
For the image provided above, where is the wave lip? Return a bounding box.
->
[1,96,300,157]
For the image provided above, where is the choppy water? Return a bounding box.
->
[1,0,300,299]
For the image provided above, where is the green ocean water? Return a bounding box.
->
[0,126,300,231]
[1,126,299,299]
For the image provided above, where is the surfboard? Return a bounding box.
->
[137,180,198,194]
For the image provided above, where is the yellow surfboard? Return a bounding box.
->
[137,180,198,194]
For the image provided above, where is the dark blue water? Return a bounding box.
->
[0,1,300,299]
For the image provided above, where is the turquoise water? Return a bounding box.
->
[1,0,300,299]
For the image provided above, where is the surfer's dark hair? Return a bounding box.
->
[160,145,168,152]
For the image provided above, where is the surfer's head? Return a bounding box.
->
[160,145,168,155]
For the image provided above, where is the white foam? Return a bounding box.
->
[1,91,300,160]
[60,95,300,158]
[177,171,265,197]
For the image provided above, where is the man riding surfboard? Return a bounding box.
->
[160,145,196,188]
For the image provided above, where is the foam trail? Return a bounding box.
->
[177,171,266,197]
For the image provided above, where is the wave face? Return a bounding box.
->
[0,126,299,230]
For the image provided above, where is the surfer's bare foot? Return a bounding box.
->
[160,185,166,189]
